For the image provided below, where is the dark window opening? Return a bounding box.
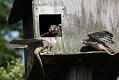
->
[39,14,62,37]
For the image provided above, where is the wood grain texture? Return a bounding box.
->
[33,0,119,54]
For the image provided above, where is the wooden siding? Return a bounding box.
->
[27,54,119,80]
[64,66,92,80]
[32,0,119,54]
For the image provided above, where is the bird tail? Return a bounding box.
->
[105,43,118,55]
[34,49,46,79]
[104,47,115,55]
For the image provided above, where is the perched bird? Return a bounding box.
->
[87,31,114,46]
[9,39,52,79]
[82,31,117,55]
[34,40,53,79]
[41,24,61,37]
[34,40,52,55]
[10,39,53,54]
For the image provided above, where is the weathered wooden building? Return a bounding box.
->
[8,0,119,80]
[32,0,119,53]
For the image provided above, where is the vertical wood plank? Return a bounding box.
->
[23,0,34,79]
[79,67,92,80]
[65,66,92,80]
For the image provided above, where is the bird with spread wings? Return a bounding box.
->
[82,31,117,55]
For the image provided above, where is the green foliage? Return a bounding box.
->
[0,0,24,80]
[0,58,25,80]
[0,0,12,28]
[0,0,23,66]
[0,35,18,66]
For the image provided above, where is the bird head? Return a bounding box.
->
[49,24,61,35]
[80,39,88,44]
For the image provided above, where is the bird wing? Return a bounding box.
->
[87,31,114,46]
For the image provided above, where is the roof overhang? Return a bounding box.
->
[8,0,32,24]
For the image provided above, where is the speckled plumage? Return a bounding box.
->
[83,31,116,55]
[87,31,114,46]
[41,24,61,37]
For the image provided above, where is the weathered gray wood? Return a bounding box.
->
[32,0,119,54]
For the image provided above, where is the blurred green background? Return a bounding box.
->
[0,0,24,79]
